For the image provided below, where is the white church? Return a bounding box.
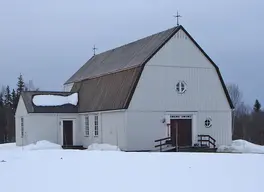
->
[15,25,234,151]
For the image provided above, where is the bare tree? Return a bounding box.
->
[236,102,251,117]
[227,83,242,110]
[227,83,242,135]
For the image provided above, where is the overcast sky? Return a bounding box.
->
[0,0,263,106]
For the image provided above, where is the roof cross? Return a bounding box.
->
[93,45,98,56]
[173,11,182,26]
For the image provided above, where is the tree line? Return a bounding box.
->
[0,74,38,143]
[228,84,264,145]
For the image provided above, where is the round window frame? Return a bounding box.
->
[176,81,187,94]
[205,118,212,128]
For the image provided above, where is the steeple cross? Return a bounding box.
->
[93,45,98,56]
[174,11,182,26]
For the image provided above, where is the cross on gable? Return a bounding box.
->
[93,45,98,56]
[173,11,182,26]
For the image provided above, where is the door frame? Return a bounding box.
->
[165,112,197,146]
[60,119,76,146]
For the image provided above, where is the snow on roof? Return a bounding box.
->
[32,93,78,106]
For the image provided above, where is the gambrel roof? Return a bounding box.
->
[69,25,234,112]
[21,25,234,113]
[65,26,179,84]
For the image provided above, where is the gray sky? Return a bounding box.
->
[0,0,263,106]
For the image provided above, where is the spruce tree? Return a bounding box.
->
[11,89,17,110]
[4,86,12,107]
[254,99,261,112]
[0,93,3,107]
[15,74,26,110]
[16,74,25,95]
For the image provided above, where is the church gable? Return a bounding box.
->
[147,29,215,69]
[144,27,233,109]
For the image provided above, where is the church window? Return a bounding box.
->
[176,81,187,94]
[205,118,212,128]
[94,115,99,136]
[21,117,24,138]
[85,116,89,136]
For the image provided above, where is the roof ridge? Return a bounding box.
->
[94,26,178,57]
[65,25,181,84]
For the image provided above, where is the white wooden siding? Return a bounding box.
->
[196,111,232,146]
[15,97,81,146]
[129,29,230,111]
[81,111,126,150]
[147,29,214,69]
[126,28,232,149]
[15,96,28,146]
[126,111,166,151]
[130,66,230,111]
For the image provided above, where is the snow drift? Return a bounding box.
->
[87,143,121,151]
[32,93,78,106]
[217,139,264,154]
[0,140,62,151]
[22,140,62,150]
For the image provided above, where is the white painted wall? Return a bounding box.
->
[126,111,167,151]
[81,111,127,150]
[15,97,28,146]
[15,97,82,146]
[126,29,232,150]
[197,111,232,147]
[129,29,230,111]
[81,113,102,147]
[101,111,126,150]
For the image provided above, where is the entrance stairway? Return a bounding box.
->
[154,135,217,153]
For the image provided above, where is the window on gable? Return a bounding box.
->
[21,117,24,138]
[176,81,187,94]
[94,115,99,136]
[85,116,89,137]
[205,118,212,128]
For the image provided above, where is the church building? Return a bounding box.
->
[15,25,234,151]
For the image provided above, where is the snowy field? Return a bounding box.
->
[0,141,263,192]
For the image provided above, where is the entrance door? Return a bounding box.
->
[63,120,73,146]
[170,119,192,147]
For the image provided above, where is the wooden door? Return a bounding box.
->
[170,119,192,147]
[63,120,73,146]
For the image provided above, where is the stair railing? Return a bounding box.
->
[154,137,172,152]
[197,135,216,148]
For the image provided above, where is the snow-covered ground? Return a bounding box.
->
[0,141,263,192]
[87,143,121,151]
[217,139,264,154]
